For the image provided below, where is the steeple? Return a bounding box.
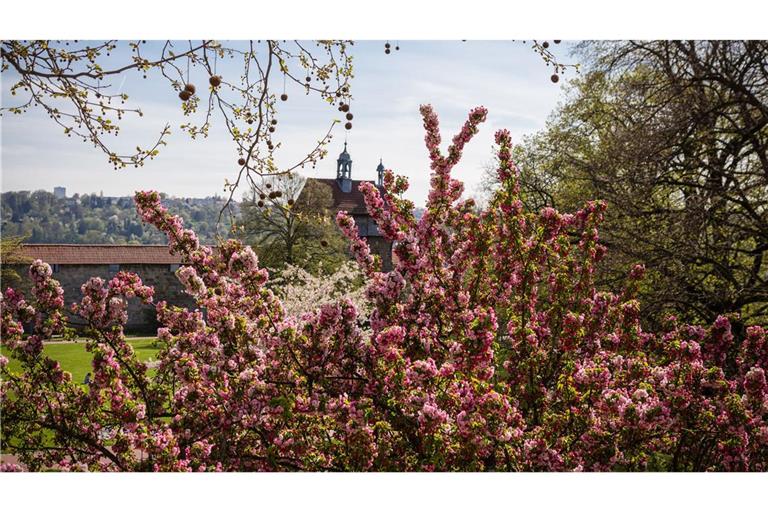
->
[336,142,353,192]
[376,159,385,187]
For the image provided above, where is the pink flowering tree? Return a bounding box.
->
[2,106,767,471]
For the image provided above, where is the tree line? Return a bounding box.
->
[1,190,236,245]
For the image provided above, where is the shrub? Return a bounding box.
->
[1,106,766,471]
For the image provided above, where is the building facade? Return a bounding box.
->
[308,144,393,270]
[16,244,195,334]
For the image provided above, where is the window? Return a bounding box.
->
[51,264,61,273]
[108,264,120,274]
[170,264,180,272]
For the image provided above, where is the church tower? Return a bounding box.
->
[336,142,353,193]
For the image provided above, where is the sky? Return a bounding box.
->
[1,40,575,206]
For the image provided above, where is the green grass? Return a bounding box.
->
[2,337,161,384]
[1,337,163,455]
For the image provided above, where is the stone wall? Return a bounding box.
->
[11,263,196,334]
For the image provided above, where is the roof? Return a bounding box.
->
[338,142,352,162]
[312,178,373,215]
[20,244,184,265]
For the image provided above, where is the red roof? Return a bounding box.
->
[312,178,373,215]
[20,244,184,265]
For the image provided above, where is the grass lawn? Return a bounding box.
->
[2,337,161,384]
[1,337,162,455]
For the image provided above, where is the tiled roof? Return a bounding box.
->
[312,178,373,215]
[20,244,184,265]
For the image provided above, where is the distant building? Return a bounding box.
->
[53,187,66,199]
[16,244,195,334]
[306,143,393,270]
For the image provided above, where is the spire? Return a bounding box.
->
[336,142,353,192]
[376,158,385,187]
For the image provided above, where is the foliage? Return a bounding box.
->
[491,41,768,330]
[0,235,30,288]
[241,174,349,273]
[1,106,767,472]
[1,190,235,244]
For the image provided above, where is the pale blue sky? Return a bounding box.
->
[1,40,575,206]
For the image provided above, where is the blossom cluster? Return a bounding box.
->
[1,106,766,471]
[271,262,370,322]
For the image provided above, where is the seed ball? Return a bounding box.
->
[184,83,196,94]
[266,183,272,189]
[269,126,275,133]
[280,93,288,101]
[345,122,352,130]
[554,40,561,44]
[287,199,294,206]
[320,240,328,247]
[271,119,278,125]
[257,201,264,207]
[341,86,348,93]
[209,75,222,87]
[247,118,253,124]
[550,74,560,83]
[385,42,391,49]
[336,92,341,97]
[269,192,277,199]
[276,191,283,198]
[260,194,266,200]
[346,113,354,121]
[340,103,349,112]
[179,90,192,101]
[395,45,400,51]
[238,157,246,166]
[305,76,311,82]
[385,49,391,54]
[542,41,549,49]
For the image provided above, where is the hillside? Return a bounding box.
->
[1,190,239,245]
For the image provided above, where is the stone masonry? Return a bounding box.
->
[15,245,196,334]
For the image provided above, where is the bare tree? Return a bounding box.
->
[240,173,347,272]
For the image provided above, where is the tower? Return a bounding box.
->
[376,159,385,188]
[336,142,353,193]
